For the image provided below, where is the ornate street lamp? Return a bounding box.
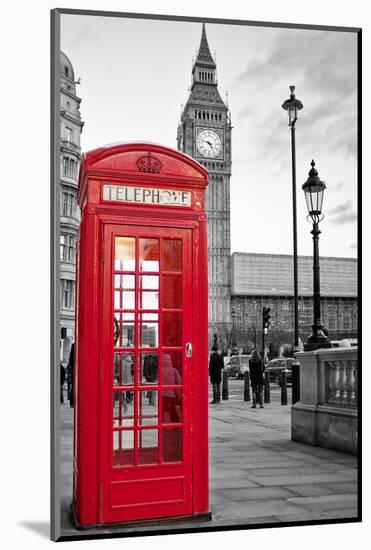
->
[302,160,331,351]
[282,85,303,404]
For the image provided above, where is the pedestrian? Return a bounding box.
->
[209,345,223,404]
[143,354,158,405]
[162,353,182,422]
[249,349,265,408]
[60,361,66,404]
[67,343,75,408]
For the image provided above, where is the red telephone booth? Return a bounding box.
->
[73,142,210,527]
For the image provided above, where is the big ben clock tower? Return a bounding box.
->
[177,24,232,346]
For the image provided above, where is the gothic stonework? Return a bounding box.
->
[177,24,232,347]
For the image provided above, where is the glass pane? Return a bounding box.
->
[115,237,135,271]
[139,239,159,272]
[162,390,182,424]
[113,313,121,347]
[140,275,159,290]
[138,430,158,465]
[140,353,159,384]
[114,274,135,289]
[162,313,182,346]
[122,323,135,347]
[114,291,135,310]
[122,312,135,321]
[162,351,183,384]
[140,291,159,310]
[140,322,158,348]
[139,390,158,426]
[114,291,121,309]
[113,391,135,427]
[162,429,182,463]
[122,291,135,309]
[162,240,182,272]
[141,312,159,321]
[113,353,135,386]
[113,431,134,467]
[162,275,182,309]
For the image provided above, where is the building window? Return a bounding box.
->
[66,101,70,109]
[60,234,66,260]
[61,190,77,217]
[61,280,75,309]
[62,157,77,178]
[65,126,73,143]
[64,66,69,76]
[60,233,75,262]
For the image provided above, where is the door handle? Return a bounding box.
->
[185,343,192,358]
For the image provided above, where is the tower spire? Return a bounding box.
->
[194,23,216,68]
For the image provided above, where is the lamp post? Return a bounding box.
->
[282,86,303,404]
[231,308,238,354]
[282,85,303,351]
[302,160,331,351]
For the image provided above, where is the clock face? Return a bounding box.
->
[196,129,222,158]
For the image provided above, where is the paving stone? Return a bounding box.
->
[273,509,357,522]
[287,484,343,497]
[211,477,260,490]
[219,486,298,502]
[325,481,358,492]
[212,498,308,520]
[245,465,336,477]
[246,472,355,486]
[287,494,358,512]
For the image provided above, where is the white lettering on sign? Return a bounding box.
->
[103,184,192,207]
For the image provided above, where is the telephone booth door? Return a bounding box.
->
[100,224,193,523]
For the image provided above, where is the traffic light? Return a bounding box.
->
[263,307,271,329]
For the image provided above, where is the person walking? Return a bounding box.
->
[209,345,223,404]
[67,343,75,408]
[60,361,66,404]
[249,349,265,408]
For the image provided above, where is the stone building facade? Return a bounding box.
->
[177,24,232,344]
[231,253,358,348]
[60,52,84,361]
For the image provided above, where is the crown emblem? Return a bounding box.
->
[136,152,162,174]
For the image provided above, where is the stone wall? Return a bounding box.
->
[291,347,358,455]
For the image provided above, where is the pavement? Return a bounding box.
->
[59,380,358,538]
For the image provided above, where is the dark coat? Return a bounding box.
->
[249,359,264,386]
[209,352,223,384]
[60,363,66,386]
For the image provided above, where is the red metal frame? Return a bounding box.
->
[74,143,209,527]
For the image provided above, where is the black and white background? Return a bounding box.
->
[1,0,369,549]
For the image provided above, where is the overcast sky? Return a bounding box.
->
[61,14,358,259]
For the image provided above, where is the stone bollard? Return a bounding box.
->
[222,370,229,400]
[281,369,288,405]
[244,371,250,401]
[264,370,271,404]
[291,359,300,405]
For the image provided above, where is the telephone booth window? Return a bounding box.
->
[111,235,185,468]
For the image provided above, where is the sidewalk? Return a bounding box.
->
[59,384,358,537]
